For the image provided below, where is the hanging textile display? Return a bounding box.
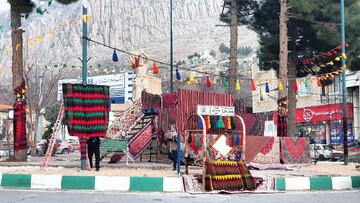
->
[62,83,110,137]
[13,81,27,151]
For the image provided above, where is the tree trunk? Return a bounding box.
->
[31,112,39,156]
[288,59,297,137]
[278,0,288,136]
[287,28,298,138]
[229,0,238,98]
[11,8,27,161]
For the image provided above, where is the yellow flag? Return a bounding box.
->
[0,68,3,73]
[82,15,92,23]
[335,57,341,61]
[28,40,34,46]
[278,80,283,91]
[199,67,203,72]
[48,29,54,35]
[235,80,240,91]
[189,72,195,82]
[36,35,44,42]
[6,48,11,55]
[342,53,347,59]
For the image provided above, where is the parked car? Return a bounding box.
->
[27,140,47,155]
[348,142,360,152]
[310,144,343,161]
[55,139,76,154]
[66,139,79,150]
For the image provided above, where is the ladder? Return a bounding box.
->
[42,103,65,169]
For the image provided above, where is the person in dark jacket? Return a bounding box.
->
[87,136,101,171]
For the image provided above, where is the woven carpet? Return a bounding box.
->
[235,114,266,136]
[128,121,154,159]
[280,137,311,164]
[62,83,110,137]
[245,136,275,163]
[205,160,256,191]
[252,137,280,164]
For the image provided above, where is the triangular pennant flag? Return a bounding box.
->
[135,57,139,68]
[10,20,15,27]
[36,35,44,42]
[36,7,43,15]
[335,57,341,61]
[28,40,34,46]
[48,0,53,6]
[112,50,119,62]
[265,81,270,93]
[153,62,158,74]
[199,67,203,73]
[251,79,256,91]
[279,81,284,91]
[223,77,228,87]
[342,53,347,59]
[24,13,30,19]
[305,78,310,87]
[206,76,212,87]
[317,78,322,87]
[176,69,181,80]
[0,26,3,31]
[235,80,240,91]
[48,29,54,35]
[6,48,11,56]
[294,80,298,92]
[189,72,195,82]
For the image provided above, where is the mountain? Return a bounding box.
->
[0,0,258,75]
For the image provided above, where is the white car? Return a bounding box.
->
[310,144,343,161]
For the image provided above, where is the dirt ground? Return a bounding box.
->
[0,162,359,178]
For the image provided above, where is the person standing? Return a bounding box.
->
[87,136,101,171]
[166,125,178,171]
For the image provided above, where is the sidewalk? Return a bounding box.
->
[1,154,360,193]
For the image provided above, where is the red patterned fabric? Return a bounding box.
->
[127,121,154,159]
[280,137,311,164]
[244,136,274,163]
[176,89,234,137]
[277,97,288,137]
[234,113,266,136]
[161,92,179,108]
[13,103,27,151]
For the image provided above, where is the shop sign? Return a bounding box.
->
[303,109,314,122]
[197,105,235,116]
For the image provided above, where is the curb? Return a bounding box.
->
[0,173,183,192]
[276,176,360,191]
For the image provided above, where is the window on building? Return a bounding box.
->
[333,75,342,93]
[299,78,312,97]
[259,83,268,102]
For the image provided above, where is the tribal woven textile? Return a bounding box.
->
[280,137,311,164]
[277,97,288,137]
[252,137,281,164]
[235,113,266,136]
[205,160,256,191]
[62,83,110,137]
[127,121,154,159]
[13,103,27,151]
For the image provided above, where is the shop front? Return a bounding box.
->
[274,103,354,144]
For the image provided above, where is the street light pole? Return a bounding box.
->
[340,0,348,165]
[80,4,88,170]
[170,0,174,92]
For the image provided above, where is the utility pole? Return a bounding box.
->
[229,0,238,98]
[340,0,348,165]
[80,4,88,170]
[170,0,174,92]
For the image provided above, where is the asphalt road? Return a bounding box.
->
[1,189,360,203]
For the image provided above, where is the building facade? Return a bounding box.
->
[252,58,359,144]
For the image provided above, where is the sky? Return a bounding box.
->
[0,0,10,12]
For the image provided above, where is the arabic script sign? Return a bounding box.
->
[197,105,235,116]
